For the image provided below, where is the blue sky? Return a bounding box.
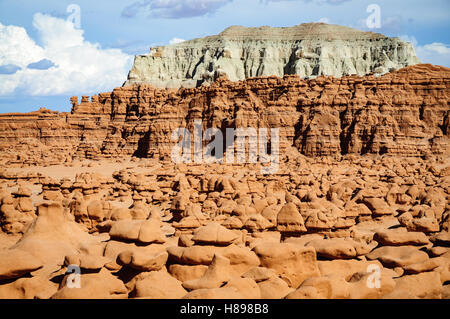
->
[0,0,449,113]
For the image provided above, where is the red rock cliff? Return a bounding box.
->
[0,64,448,165]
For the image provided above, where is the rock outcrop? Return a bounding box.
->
[0,151,449,299]
[124,23,421,88]
[0,64,448,165]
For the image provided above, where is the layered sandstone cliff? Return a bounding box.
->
[124,23,421,88]
[0,64,448,165]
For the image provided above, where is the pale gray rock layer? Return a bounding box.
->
[124,23,421,88]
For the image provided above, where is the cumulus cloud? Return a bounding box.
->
[400,35,450,68]
[122,0,233,19]
[0,22,45,67]
[415,43,450,67]
[0,13,133,96]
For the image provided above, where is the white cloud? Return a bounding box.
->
[0,13,133,96]
[419,42,450,55]
[0,22,45,67]
[415,43,450,67]
[169,37,186,45]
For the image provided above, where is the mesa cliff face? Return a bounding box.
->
[125,23,421,88]
[0,64,448,165]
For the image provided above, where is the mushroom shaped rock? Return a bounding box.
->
[276,203,306,232]
[221,216,244,229]
[0,249,43,280]
[252,242,319,288]
[192,222,239,245]
[373,228,430,246]
[223,277,261,299]
[287,269,396,299]
[285,275,350,299]
[117,248,168,272]
[408,217,440,233]
[182,254,237,290]
[134,270,187,299]
[173,215,205,230]
[304,210,336,230]
[384,272,442,299]
[168,264,209,282]
[305,238,358,259]
[362,198,395,216]
[366,246,429,268]
[51,268,128,299]
[168,245,217,265]
[64,253,111,271]
[109,219,166,244]
[403,258,443,275]
[244,214,274,232]
[0,275,57,299]
[138,219,167,244]
[261,204,281,225]
[347,271,396,299]
[221,244,260,275]
[257,276,294,299]
[12,185,32,198]
[11,202,102,275]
